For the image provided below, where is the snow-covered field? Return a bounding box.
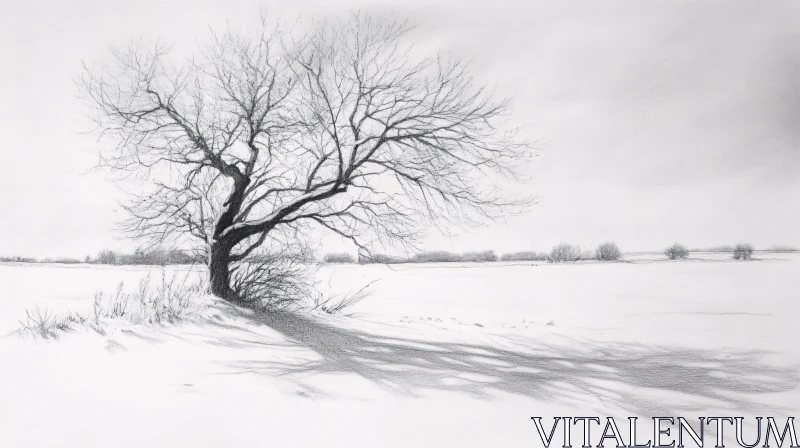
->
[1,253,798,447]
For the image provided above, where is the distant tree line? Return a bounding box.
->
[324,241,791,265]
[93,248,203,266]
[0,256,38,263]
[331,243,625,265]
[0,248,203,266]
[0,242,794,266]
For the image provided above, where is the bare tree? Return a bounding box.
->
[80,14,531,301]
[733,243,754,260]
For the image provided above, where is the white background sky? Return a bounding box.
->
[1,0,799,258]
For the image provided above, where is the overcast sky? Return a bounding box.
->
[1,0,799,258]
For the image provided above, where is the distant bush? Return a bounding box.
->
[547,244,585,263]
[693,245,734,253]
[500,251,549,262]
[665,243,690,260]
[733,244,754,260]
[322,252,356,264]
[767,245,797,252]
[123,248,200,265]
[0,256,37,263]
[460,251,498,262]
[94,248,202,266]
[411,251,461,263]
[411,250,498,263]
[595,242,622,261]
[358,253,409,264]
[96,249,119,264]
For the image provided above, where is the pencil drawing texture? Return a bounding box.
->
[79,14,529,303]
[1,1,799,447]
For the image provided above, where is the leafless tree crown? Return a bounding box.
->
[80,14,531,262]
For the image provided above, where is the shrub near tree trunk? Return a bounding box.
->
[733,244,754,260]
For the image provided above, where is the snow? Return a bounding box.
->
[0,254,798,447]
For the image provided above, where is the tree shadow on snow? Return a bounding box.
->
[212,309,798,416]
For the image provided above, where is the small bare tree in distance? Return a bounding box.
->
[80,14,531,302]
[733,244,754,260]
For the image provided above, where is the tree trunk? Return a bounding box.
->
[208,242,233,300]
